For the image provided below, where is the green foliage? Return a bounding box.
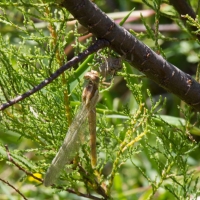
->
[0,0,200,200]
[182,14,200,36]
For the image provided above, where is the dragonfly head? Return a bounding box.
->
[82,70,99,106]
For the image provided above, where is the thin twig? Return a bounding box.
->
[65,188,104,200]
[5,145,102,199]
[0,39,109,111]
[5,145,43,183]
[0,178,28,200]
[78,164,108,199]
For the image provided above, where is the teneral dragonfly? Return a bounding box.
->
[44,70,99,187]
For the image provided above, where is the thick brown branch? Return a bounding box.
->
[169,0,200,40]
[0,39,109,111]
[169,0,196,18]
[61,0,200,111]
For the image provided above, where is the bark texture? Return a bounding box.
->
[169,0,200,41]
[61,0,200,111]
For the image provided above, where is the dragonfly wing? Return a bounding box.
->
[44,103,88,187]
[44,89,99,187]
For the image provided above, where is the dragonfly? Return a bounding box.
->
[44,70,99,187]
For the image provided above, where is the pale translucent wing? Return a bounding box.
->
[43,103,88,186]
[44,90,99,187]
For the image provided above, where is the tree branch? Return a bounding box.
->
[169,0,196,18]
[0,39,109,111]
[169,0,200,40]
[5,145,43,183]
[0,178,28,200]
[61,0,200,111]
[5,145,103,199]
